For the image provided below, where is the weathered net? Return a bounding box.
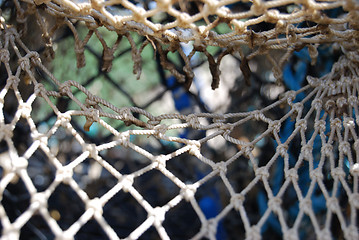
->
[1,0,359,239]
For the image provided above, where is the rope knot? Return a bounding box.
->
[231,19,246,33]
[266,9,280,23]
[86,197,103,216]
[8,76,20,89]
[311,98,322,110]
[188,143,200,156]
[12,157,28,172]
[252,110,263,121]
[31,132,48,145]
[348,95,358,106]
[326,197,339,212]
[231,194,245,211]
[28,51,41,65]
[331,167,346,178]
[246,226,261,240]
[284,91,296,104]
[330,118,342,130]
[214,161,227,174]
[177,13,191,27]
[324,99,335,112]
[58,113,72,125]
[154,124,168,137]
[343,117,355,128]
[299,198,312,214]
[34,83,46,96]
[317,229,332,240]
[121,175,134,192]
[18,57,31,71]
[336,96,347,108]
[119,108,132,121]
[78,3,91,15]
[276,144,288,157]
[292,102,303,113]
[255,167,269,179]
[286,24,297,45]
[268,120,281,133]
[0,123,13,139]
[202,1,219,15]
[153,155,167,169]
[350,163,359,176]
[117,132,130,148]
[314,119,326,132]
[180,184,197,201]
[301,144,313,161]
[156,0,171,11]
[197,26,209,39]
[321,143,333,157]
[19,102,32,118]
[85,144,98,159]
[285,168,298,181]
[1,226,19,240]
[295,119,307,131]
[242,145,254,158]
[310,168,323,180]
[187,114,200,128]
[90,0,104,11]
[268,197,282,214]
[344,225,359,240]
[250,0,265,16]
[283,229,299,240]
[59,82,71,96]
[31,192,48,210]
[349,193,359,208]
[339,142,350,154]
[0,49,10,63]
[56,167,73,184]
[149,207,166,225]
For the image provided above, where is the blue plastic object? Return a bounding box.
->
[257,46,338,237]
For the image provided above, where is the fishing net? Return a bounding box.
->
[1,0,359,239]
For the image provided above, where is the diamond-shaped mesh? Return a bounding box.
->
[1,0,359,239]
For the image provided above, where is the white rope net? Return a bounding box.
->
[1,0,359,239]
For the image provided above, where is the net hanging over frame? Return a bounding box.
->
[0,0,359,239]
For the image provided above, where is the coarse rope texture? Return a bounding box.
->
[0,0,359,239]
